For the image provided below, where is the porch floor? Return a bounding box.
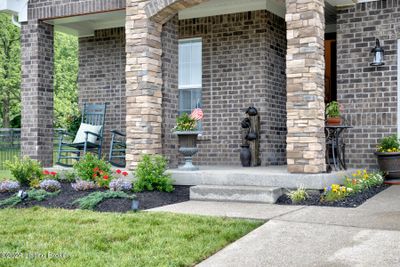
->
[167,165,356,190]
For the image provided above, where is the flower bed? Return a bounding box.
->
[0,182,190,212]
[0,154,188,212]
[277,169,389,208]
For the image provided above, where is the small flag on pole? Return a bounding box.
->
[190,108,203,121]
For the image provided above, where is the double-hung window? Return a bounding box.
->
[178,38,202,116]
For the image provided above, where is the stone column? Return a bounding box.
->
[21,20,54,167]
[285,0,326,173]
[125,0,163,169]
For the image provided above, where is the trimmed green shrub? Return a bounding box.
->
[4,156,43,187]
[134,154,174,193]
[73,153,112,188]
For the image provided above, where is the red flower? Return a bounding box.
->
[103,175,109,180]
[93,167,99,172]
[50,172,57,176]
[93,174,97,178]
[43,170,50,175]
[116,169,122,174]
[122,172,128,177]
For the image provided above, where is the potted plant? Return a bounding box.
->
[375,135,400,179]
[325,101,342,125]
[174,109,203,171]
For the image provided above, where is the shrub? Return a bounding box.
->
[71,180,98,191]
[0,180,20,193]
[4,156,43,187]
[377,135,400,153]
[56,170,77,183]
[39,179,62,192]
[73,191,134,210]
[73,153,112,188]
[109,178,132,192]
[286,185,308,203]
[134,154,174,193]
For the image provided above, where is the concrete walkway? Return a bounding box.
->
[149,186,400,266]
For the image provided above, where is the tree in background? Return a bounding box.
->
[54,32,80,133]
[0,13,80,131]
[0,13,21,128]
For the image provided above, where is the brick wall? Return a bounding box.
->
[337,0,398,169]
[78,28,126,156]
[27,0,125,20]
[21,20,54,166]
[162,10,287,167]
[161,16,180,166]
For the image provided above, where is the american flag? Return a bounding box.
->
[190,108,204,121]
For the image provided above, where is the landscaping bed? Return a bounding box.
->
[277,184,390,208]
[0,182,190,212]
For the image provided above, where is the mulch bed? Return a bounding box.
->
[276,184,390,208]
[0,182,190,212]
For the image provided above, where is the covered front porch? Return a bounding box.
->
[16,0,355,176]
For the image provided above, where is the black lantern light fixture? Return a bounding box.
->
[370,38,384,66]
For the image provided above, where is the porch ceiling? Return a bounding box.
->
[44,10,125,37]
[178,0,350,30]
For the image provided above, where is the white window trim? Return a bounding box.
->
[178,84,202,90]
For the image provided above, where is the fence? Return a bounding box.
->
[0,128,68,170]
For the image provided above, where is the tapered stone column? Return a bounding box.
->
[21,20,54,167]
[285,0,326,173]
[125,0,163,169]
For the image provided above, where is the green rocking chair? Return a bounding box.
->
[56,103,107,167]
[108,130,126,168]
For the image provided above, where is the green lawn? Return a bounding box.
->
[0,208,262,267]
[0,170,11,180]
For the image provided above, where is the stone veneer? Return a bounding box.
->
[162,11,287,167]
[285,0,326,173]
[78,28,126,156]
[125,0,209,168]
[337,0,398,169]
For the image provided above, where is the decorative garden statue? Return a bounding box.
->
[240,107,261,167]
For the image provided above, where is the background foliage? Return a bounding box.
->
[0,13,79,129]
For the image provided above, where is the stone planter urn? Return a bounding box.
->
[175,131,200,171]
[375,152,400,179]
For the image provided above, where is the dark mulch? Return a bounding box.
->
[0,182,190,213]
[276,184,390,208]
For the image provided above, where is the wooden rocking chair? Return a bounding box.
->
[108,130,126,168]
[56,103,107,167]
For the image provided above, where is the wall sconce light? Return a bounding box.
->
[370,38,385,66]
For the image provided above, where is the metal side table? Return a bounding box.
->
[325,125,353,171]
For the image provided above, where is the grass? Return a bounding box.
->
[0,208,262,267]
[0,170,12,180]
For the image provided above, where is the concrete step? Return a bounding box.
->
[190,185,283,204]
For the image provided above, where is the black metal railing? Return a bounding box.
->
[0,128,69,170]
